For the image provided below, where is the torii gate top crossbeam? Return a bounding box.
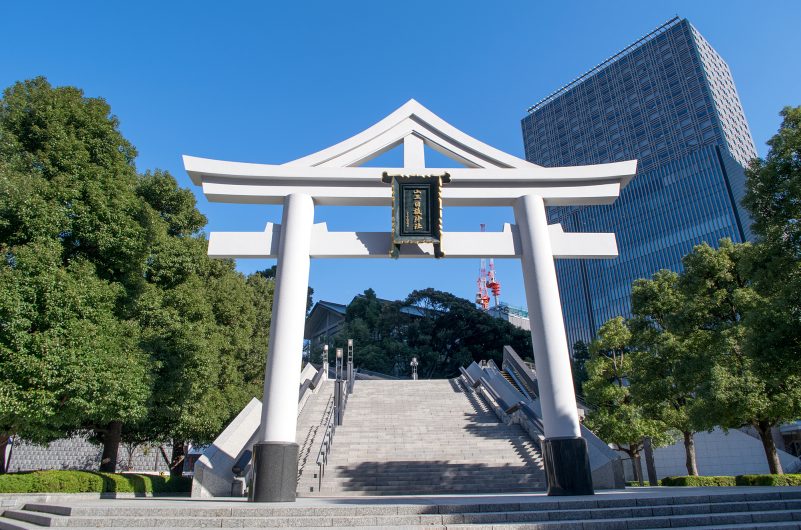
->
[184,99,636,207]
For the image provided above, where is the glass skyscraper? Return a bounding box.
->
[520,17,757,349]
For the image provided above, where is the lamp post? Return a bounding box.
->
[335,348,344,425]
[410,357,419,381]
[347,339,354,394]
[322,344,329,382]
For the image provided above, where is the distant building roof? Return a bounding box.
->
[316,300,347,315]
[304,300,348,340]
[526,16,683,114]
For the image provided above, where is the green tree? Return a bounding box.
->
[0,78,276,475]
[629,270,714,476]
[403,289,532,378]
[742,106,801,387]
[571,340,590,397]
[743,106,801,256]
[334,288,531,379]
[582,317,672,483]
[132,171,270,476]
[0,78,153,472]
[681,240,800,474]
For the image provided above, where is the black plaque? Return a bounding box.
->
[382,173,449,258]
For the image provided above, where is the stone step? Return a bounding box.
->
[14,491,801,515]
[301,466,544,475]
[5,494,801,528]
[301,474,546,482]
[0,518,41,530]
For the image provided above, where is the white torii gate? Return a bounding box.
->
[185,100,636,501]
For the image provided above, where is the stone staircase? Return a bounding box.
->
[2,489,801,528]
[297,378,546,496]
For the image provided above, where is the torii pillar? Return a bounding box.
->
[515,194,593,495]
[251,193,314,502]
[185,99,636,501]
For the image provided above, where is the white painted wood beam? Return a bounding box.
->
[185,155,636,185]
[403,134,425,168]
[208,223,618,260]
[201,180,622,206]
[279,99,535,170]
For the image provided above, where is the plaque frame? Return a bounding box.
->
[382,172,450,258]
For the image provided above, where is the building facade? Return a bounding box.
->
[488,302,531,332]
[521,17,757,348]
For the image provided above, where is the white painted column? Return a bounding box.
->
[514,194,581,439]
[403,134,425,168]
[260,193,314,442]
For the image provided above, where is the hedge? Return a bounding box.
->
[661,475,736,487]
[736,474,801,487]
[661,474,801,487]
[0,471,191,494]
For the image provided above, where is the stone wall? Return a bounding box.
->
[620,427,801,481]
[5,436,171,473]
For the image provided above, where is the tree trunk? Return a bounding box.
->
[99,421,122,473]
[125,443,139,471]
[755,420,783,475]
[0,433,9,474]
[169,440,187,478]
[683,431,699,476]
[643,436,659,486]
[633,450,644,486]
[624,446,643,485]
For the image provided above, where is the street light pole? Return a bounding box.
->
[335,348,343,425]
[322,344,329,382]
[347,339,354,394]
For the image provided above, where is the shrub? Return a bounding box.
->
[661,475,736,487]
[0,471,190,494]
[735,474,801,486]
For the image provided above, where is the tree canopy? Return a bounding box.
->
[321,288,532,379]
[0,78,275,474]
[582,316,672,484]
[0,78,153,453]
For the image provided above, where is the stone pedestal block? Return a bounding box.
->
[250,442,298,502]
[543,437,594,496]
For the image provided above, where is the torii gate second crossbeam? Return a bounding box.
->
[184,100,637,502]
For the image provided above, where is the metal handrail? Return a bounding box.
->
[314,373,352,492]
[342,377,351,412]
[315,396,336,491]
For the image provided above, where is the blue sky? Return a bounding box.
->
[2,1,799,309]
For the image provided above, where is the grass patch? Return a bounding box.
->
[0,470,190,494]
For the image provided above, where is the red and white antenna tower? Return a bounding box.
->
[475,224,490,310]
[487,258,501,307]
